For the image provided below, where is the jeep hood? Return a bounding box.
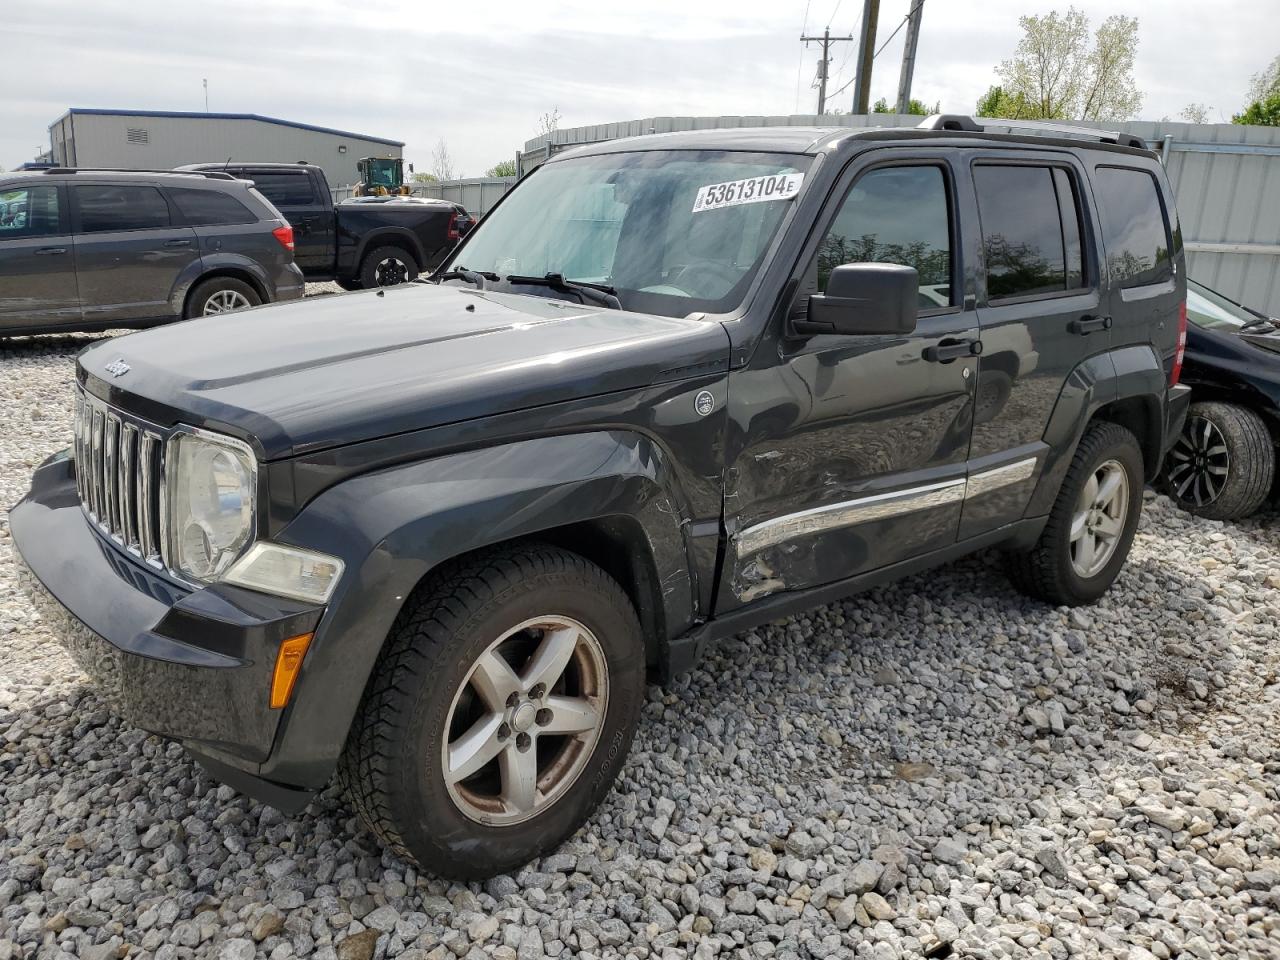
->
[79,283,730,460]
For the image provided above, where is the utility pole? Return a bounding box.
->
[800,27,854,115]
[203,78,209,113]
[894,1,925,115]
[851,0,881,114]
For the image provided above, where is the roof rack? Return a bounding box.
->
[40,167,239,180]
[915,115,1148,151]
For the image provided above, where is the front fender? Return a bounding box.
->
[259,430,694,788]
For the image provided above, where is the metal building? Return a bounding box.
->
[47,109,403,189]
[517,114,1280,315]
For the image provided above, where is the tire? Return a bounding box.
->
[1160,401,1275,521]
[184,277,261,319]
[336,278,363,292]
[358,245,419,288]
[339,543,645,880]
[1005,421,1144,606]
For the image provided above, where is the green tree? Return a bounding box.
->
[992,6,1142,121]
[1233,93,1280,126]
[485,160,517,177]
[410,172,438,184]
[1179,103,1212,123]
[975,84,1033,119]
[872,97,940,116]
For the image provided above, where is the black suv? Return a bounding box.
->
[13,117,1190,879]
[0,168,303,334]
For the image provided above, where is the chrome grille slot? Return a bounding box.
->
[74,387,166,567]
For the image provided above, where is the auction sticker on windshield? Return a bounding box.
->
[692,172,804,213]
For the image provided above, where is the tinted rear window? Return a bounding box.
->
[169,187,257,226]
[73,184,171,233]
[1092,167,1172,289]
[974,164,1085,300]
[245,173,315,206]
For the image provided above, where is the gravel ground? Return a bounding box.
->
[1,316,1278,960]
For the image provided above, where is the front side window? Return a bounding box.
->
[816,165,953,308]
[1093,166,1173,289]
[169,187,256,226]
[246,173,315,206]
[445,150,810,318]
[0,185,61,238]
[974,164,1085,301]
[73,185,170,233]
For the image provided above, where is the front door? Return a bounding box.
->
[960,153,1105,539]
[70,182,202,325]
[0,183,80,330]
[720,155,979,608]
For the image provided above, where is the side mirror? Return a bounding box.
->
[791,262,919,337]
[408,163,415,173]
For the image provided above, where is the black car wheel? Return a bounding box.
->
[339,543,644,880]
[359,245,419,288]
[1162,401,1275,521]
[1005,420,1144,606]
[184,277,261,319]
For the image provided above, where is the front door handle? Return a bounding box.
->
[1071,315,1112,335]
[34,246,67,256]
[164,239,193,248]
[923,338,983,363]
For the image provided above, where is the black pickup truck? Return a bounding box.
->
[20,119,1190,879]
[181,162,473,289]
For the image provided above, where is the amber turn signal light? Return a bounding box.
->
[270,633,314,709]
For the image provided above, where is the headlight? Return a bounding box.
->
[167,429,257,581]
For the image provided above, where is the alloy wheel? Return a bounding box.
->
[1070,459,1129,578]
[442,615,609,826]
[374,257,409,286]
[1165,415,1231,508]
[202,289,251,315]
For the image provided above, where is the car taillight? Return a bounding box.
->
[446,211,461,241]
[1170,299,1188,386]
[272,224,295,252]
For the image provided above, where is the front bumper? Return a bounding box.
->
[11,451,323,808]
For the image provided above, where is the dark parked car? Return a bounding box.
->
[181,163,473,290]
[0,168,303,334]
[1159,278,1279,519]
[14,117,1190,878]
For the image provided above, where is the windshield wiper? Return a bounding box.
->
[437,266,499,289]
[505,273,622,310]
[1240,316,1279,332]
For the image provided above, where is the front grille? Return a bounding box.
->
[73,387,167,569]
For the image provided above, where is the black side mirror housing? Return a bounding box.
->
[791,262,920,337]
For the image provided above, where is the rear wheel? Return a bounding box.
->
[1161,401,1274,520]
[359,245,419,288]
[185,277,261,319]
[1005,421,1144,606]
[339,544,645,880]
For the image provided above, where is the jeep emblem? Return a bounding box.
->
[694,390,715,416]
[104,359,130,378]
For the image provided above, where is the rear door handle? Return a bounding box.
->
[1071,315,1112,335]
[34,246,67,256]
[164,239,193,248]
[923,338,983,362]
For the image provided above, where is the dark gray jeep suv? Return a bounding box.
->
[0,168,303,334]
[13,117,1191,879]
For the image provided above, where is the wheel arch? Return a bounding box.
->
[181,266,269,317]
[354,228,426,274]
[259,430,697,789]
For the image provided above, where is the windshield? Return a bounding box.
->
[1187,279,1263,330]
[443,150,811,317]
[366,160,399,187]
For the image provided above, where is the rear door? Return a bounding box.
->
[244,170,333,273]
[961,152,1104,539]
[0,182,80,330]
[70,182,201,324]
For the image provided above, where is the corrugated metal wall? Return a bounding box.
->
[516,114,1280,315]
[51,113,402,190]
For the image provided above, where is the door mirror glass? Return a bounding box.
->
[794,262,919,336]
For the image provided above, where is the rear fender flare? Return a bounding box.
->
[352,227,427,274]
[260,430,694,788]
[173,254,271,316]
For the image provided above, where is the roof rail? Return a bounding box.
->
[915,115,1148,151]
[41,167,239,180]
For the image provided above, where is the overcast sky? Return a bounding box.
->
[3,0,1275,174]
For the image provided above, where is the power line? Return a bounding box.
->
[795,0,813,112]
[875,0,924,60]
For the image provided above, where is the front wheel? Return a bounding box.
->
[1161,401,1275,521]
[339,544,645,880]
[1005,421,1144,606]
[358,245,419,288]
